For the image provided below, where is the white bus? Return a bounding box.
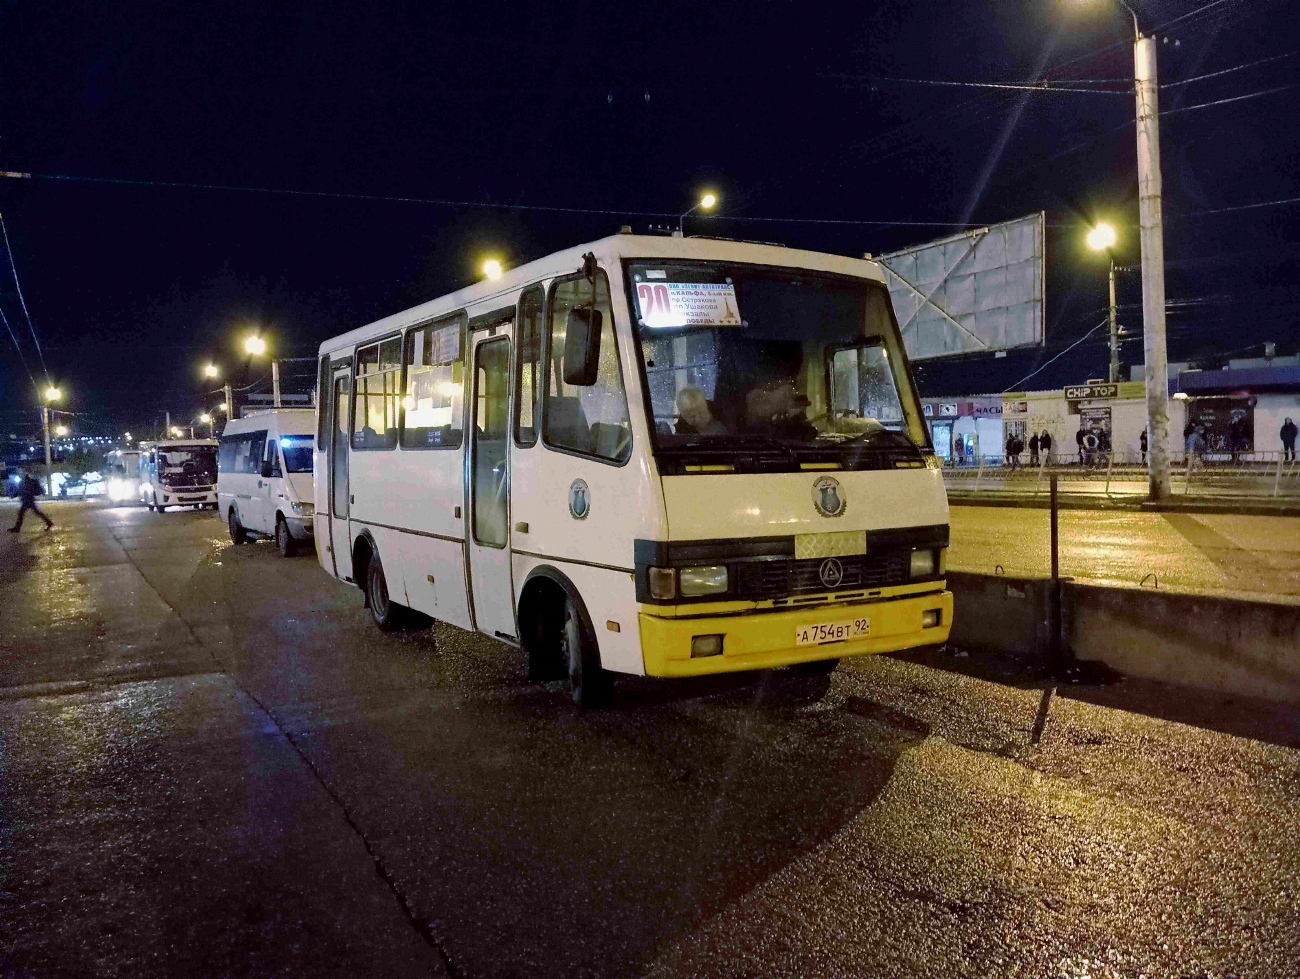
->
[314,234,952,706]
[138,439,219,511]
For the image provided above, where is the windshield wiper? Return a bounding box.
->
[828,427,918,449]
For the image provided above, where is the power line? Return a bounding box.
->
[1151,0,1250,34]
[1161,82,1296,115]
[831,73,1131,94]
[1187,194,1300,216]
[1004,318,1108,392]
[0,303,37,392]
[0,214,49,381]
[1162,50,1297,87]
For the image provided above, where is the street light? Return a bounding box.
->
[678,192,718,235]
[203,363,220,378]
[40,386,63,494]
[124,432,133,442]
[1076,0,1170,499]
[55,425,69,437]
[1087,223,1121,383]
[482,258,503,281]
[244,335,267,357]
[199,413,214,437]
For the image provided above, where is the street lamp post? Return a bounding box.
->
[1086,223,1121,383]
[41,386,62,495]
[678,192,718,236]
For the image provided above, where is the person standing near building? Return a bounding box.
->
[8,468,53,533]
[1075,426,1086,465]
[1040,430,1053,465]
[1028,432,1040,466]
[1282,417,1297,462]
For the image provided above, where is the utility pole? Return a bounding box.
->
[165,410,171,439]
[1107,256,1120,383]
[41,403,53,495]
[224,383,234,419]
[1135,32,1170,500]
[272,360,282,408]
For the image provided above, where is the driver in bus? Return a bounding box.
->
[675,387,727,435]
[744,376,817,440]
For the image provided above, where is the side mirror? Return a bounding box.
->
[260,461,273,478]
[563,308,603,386]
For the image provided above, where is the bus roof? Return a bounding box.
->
[318,233,888,356]
[137,439,219,449]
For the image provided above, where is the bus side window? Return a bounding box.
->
[402,314,465,449]
[514,287,543,447]
[316,355,330,448]
[543,269,632,464]
[266,438,282,477]
[353,337,402,450]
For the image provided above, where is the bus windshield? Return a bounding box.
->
[628,261,929,468]
[159,447,217,475]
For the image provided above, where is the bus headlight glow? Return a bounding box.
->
[909,548,937,578]
[679,565,728,597]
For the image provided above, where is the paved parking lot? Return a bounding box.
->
[3,503,1299,978]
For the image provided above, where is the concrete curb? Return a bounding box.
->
[947,570,1300,707]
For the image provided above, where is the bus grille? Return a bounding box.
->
[735,551,910,599]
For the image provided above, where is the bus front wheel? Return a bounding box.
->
[561,597,612,710]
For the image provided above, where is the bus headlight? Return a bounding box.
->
[648,567,677,600]
[679,565,728,597]
[909,548,937,578]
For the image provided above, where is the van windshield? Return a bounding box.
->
[279,437,314,473]
[627,261,928,470]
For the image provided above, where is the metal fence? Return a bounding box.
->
[942,450,1300,499]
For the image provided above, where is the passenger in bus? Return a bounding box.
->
[675,387,727,435]
[744,376,816,440]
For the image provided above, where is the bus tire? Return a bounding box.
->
[275,517,297,558]
[366,551,416,631]
[790,657,839,676]
[561,596,612,709]
[228,507,247,545]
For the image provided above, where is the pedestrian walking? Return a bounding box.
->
[1005,434,1020,469]
[8,469,53,533]
[1139,428,1148,464]
[954,436,966,467]
[1075,426,1086,465]
[1028,432,1040,466]
[1039,430,1053,465]
[1281,417,1297,463]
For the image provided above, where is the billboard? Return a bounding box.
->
[877,212,1044,361]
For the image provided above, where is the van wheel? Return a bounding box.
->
[791,658,839,676]
[561,597,612,709]
[228,508,247,545]
[146,494,156,512]
[275,517,297,557]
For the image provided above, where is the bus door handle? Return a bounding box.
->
[514,521,529,534]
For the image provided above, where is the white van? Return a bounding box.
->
[217,409,316,556]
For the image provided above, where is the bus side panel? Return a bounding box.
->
[512,554,644,676]
[348,451,410,602]
[381,445,471,630]
[397,533,472,631]
[313,448,332,575]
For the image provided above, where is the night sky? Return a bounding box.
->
[1,0,1297,436]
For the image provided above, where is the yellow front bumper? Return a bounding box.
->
[639,589,953,677]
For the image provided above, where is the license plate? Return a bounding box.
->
[795,617,870,646]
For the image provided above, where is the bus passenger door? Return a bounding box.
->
[328,369,353,580]
[467,332,515,640]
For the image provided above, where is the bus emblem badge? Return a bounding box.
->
[812,476,846,518]
[568,479,591,520]
[819,558,844,589]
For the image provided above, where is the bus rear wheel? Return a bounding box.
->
[561,597,612,709]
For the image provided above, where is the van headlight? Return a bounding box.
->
[909,548,937,578]
[679,565,728,597]
[291,501,314,516]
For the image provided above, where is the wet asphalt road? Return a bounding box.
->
[3,502,1300,979]
[950,505,1300,604]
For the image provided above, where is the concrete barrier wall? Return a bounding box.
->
[947,573,1300,706]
